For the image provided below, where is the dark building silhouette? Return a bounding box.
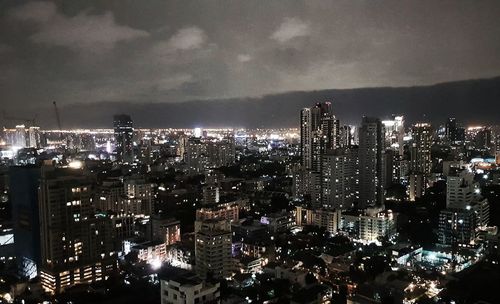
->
[10,165,42,279]
[113,114,134,163]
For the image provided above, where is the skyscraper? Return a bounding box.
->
[320,147,358,210]
[10,165,42,279]
[358,117,385,208]
[445,118,457,142]
[382,115,404,156]
[113,114,134,163]
[300,102,339,172]
[410,123,432,175]
[195,220,232,279]
[38,165,116,294]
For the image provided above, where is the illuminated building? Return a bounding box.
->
[408,123,432,199]
[471,127,493,151]
[493,125,500,163]
[410,123,432,175]
[160,267,220,304]
[339,125,353,147]
[186,137,208,174]
[445,117,458,142]
[27,126,40,148]
[14,125,26,148]
[195,220,232,279]
[359,208,396,243]
[300,102,339,171]
[382,115,404,156]
[260,211,295,234]
[195,203,239,228]
[202,185,220,205]
[113,114,134,163]
[151,215,181,246]
[177,134,188,160]
[124,177,154,217]
[358,117,385,208]
[132,240,167,264]
[446,168,490,231]
[408,173,425,201]
[194,200,235,279]
[320,148,358,210]
[438,208,476,246]
[295,206,341,235]
[206,136,236,167]
[446,169,479,209]
[38,165,116,294]
[96,179,125,213]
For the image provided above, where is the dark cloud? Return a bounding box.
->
[1,0,500,117]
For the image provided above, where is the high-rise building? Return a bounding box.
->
[38,166,117,294]
[300,102,339,171]
[410,123,432,176]
[10,165,42,279]
[358,117,385,208]
[96,179,126,214]
[474,127,492,150]
[186,137,209,174]
[445,118,457,142]
[438,208,476,246]
[195,202,239,232]
[320,147,358,210]
[382,115,405,156]
[443,168,489,239]
[195,221,232,279]
[492,126,500,164]
[202,185,220,205]
[207,136,236,168]
[151,215,181,246]
[124,177,154,217]
[359,209,396,243]
[339,125,352,147]
[446,169,479,209]
[113,114,134,163]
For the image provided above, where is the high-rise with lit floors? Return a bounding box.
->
[113,114,134,163]
[358,117,385,208]
[410,123,432,175]
[38,165,116,294]
[195,220,232,279]
[320,147,358,210]
[300,102,339,172]
[445,117,457,142]
[382,115,404,156]
[408,123,432,200]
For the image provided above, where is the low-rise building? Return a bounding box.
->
[160,267,220,304]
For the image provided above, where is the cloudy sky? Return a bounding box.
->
[1,0,500,112]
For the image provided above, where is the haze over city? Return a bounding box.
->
[2,1,500,127]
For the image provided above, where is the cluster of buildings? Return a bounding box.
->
[0,105,499,303]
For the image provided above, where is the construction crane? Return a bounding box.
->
[53,101,62,130]
[2,111,37,127]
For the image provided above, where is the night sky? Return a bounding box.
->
[1,1,500,125]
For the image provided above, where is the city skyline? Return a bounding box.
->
[1,2,500,303]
